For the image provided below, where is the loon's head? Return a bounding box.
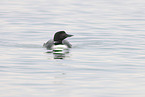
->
[54,31,73,44]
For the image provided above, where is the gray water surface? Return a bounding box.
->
[1,0,145,97]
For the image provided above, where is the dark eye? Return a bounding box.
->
[62,34,67,38]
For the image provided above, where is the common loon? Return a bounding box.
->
[43,31,73,51]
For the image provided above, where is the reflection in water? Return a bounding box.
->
[52,44,70,59]
[53,48,70,59]
[46,48,70,59]
[53,53,66,59]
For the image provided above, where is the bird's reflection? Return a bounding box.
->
[53,53,66,59]
[46,50,69,59]
[53,49,70,59]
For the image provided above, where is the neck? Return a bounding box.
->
[54,41,62,45]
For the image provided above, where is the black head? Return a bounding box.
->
[53,31,73,43]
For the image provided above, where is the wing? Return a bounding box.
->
[62,40,72,48]
[43,39,54,50]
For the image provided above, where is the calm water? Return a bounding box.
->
[1,0,145,97]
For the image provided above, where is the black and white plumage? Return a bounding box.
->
[43,31,73,50]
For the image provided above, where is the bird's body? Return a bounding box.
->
[43,31,73,54]
[43,39,72,50]
[52,44,69,54]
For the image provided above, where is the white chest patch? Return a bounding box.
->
[52,45,69,54]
